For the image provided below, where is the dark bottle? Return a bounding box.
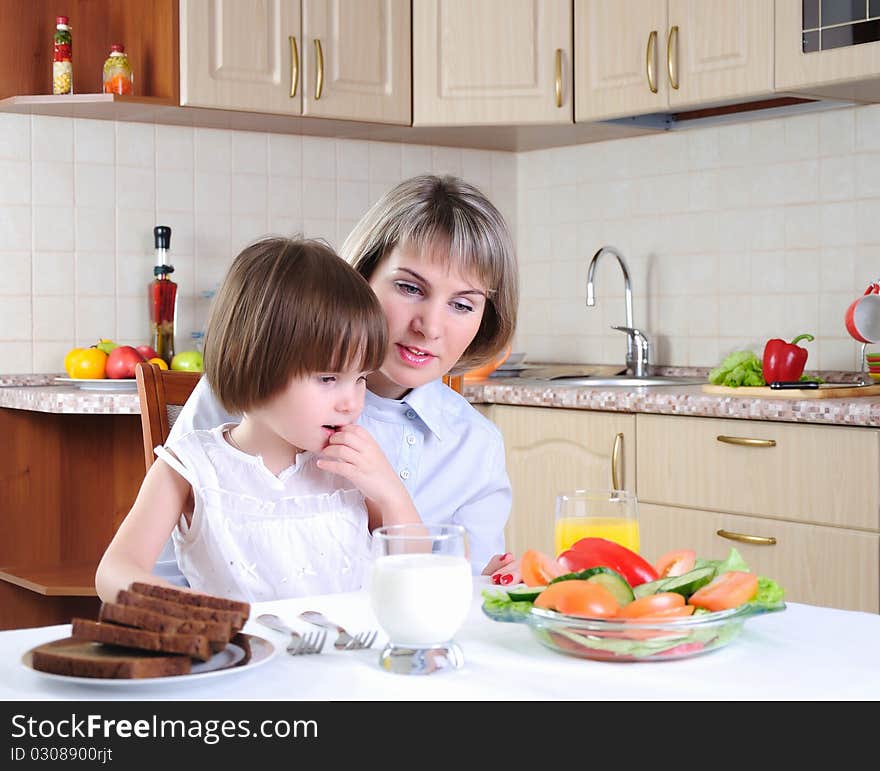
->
[149,225,177,366]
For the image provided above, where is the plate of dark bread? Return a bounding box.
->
[22,582,276,684]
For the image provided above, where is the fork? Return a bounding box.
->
[299,610,377,650]
[256,613,326,655]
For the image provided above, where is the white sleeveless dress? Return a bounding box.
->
[155,424,372,603]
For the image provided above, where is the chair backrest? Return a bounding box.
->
[135,361,202,471]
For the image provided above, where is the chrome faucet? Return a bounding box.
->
[586,245,651,377]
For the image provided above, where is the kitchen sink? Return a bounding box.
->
[547,375,705,387]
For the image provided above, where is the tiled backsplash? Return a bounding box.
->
[2,104,880,374]
[517,103,880,372]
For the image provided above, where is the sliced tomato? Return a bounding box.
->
[625,605,696,621]
[617,592,685,619]
[520,549,566,587]
[653,549,696,578]
[533,580,620,618]
[688,571,758,612]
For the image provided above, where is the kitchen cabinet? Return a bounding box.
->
[483,405,636,557]
[180,0,411,124]
[575,0,774,122]
[775,0,880,101]
[637,414,880,613]
[413,0,573,126]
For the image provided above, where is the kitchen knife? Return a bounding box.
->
[769,380,820,389]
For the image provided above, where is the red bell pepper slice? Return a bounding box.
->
[762,333,814,383]
[557,537,659,587]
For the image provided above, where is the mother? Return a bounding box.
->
[165,174,519,574]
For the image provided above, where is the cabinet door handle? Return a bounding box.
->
[289,36,299,98]
[554,48,563,107]
[667,24,679,90]
[611,432,623,490]
[717,529,777,546]
[646,30,658,93]
[716,435,776,448]
[314,38,324,100]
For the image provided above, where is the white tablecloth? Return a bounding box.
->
[3,581,879,701]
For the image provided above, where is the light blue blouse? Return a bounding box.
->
[158,376,511,576]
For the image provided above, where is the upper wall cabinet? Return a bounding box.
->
[180,0,411,124]
[413,0,573,126]
[776,0,880,100]
[576,0,775,122]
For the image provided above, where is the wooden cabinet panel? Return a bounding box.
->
[640,502,880,613]
[637,414,880,530]
[487,405,635,557]
[303,0,410,123]
[414,0,573,125]
[181,0,303,114]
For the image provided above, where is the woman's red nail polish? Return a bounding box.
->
[491,573,501,584]
[501,553,512,561]
[500,573,513,585]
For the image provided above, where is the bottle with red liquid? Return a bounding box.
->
[149,225,177,366]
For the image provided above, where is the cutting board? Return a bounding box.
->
[702,383,880,399]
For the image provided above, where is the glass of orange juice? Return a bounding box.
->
[554,489,640,556]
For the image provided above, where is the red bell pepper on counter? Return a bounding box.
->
[557,538,659,587]
[761,333,814,383]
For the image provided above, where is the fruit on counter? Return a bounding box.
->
[557,538,659,587]
[708,350,765,387]
[136,344,159,361]
[170,350,203,372]
[148,357,168,370]
[95,338,119,356]
[105,345,146,379]
[762,333,814,384]
[67,348,107,379]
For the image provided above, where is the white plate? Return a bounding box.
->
[21,633,276,686]
[54,377,137,391]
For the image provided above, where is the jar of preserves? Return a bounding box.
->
[52,16,73,95]
[102,44,133,95]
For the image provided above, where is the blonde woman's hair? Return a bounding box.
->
[340,174,518,374]
[204,237,388,414]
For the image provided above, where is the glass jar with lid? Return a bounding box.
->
[102,44,133,95]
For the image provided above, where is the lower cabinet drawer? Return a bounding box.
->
[640,502,879,613]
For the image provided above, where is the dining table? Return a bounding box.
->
[2,579,879,701]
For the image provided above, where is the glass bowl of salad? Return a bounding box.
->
[525,604,756,662]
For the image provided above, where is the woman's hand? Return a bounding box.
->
[316,424,420,528]
[483,553,520,585]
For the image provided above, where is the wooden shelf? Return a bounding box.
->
[0,563,98,597]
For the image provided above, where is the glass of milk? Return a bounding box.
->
[370,524,472,675]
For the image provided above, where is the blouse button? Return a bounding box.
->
[405,409,416,419]
[406,434,416,445]
[399,469,410,480]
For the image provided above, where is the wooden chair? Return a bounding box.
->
[135,361,202,471]
[442,374,464,394]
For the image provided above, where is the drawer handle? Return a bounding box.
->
[611,432,623,490]
[716,435,776,448]
[717,529,777,546]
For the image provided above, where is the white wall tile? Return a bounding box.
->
[196,128,231,173]
[401,144,433,178]
[116,166,155,210]
[0,297,32,339]
[33,295,73,339]
[75,119,115,165]
[230,174,266,215]
[0,114,30,161]
[156,125,194,170]
[0,342,33,372]
[33,162,73,206]
[33,116,73,163]
[0,160,31,205]
[369,142,402,182]
[196,172,230,214]
[33,252,75,295]
[0,206,31,251]
[231,131,267,175]
[74,164,114,208]
[302,136,336,178]
[268,175,302,217]
[76,252,115,296]
[820,109,855,155]
[269,133,302,177]
[336,140,369,180]
[157,168,194,212]
[33,342,69,373]
[77,296,116,344]
[75,206,115,253]
[117,123,154,168]
[0,252,31,295]
[34,206,74,251]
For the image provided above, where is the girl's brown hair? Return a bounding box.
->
[340,175,518,374]
[204,237,388,413]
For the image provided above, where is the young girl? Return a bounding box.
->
[96,238,421,603]
[167,175,519,578]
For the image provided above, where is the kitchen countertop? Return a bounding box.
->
[3,371,880,427]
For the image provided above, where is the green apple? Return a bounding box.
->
[171,350,203,372]
[96,338,118,356]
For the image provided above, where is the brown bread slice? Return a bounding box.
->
[31,637,191,679]
[115,589,244,633]
[99,602,232,651]
[130,582,250,621]
[72,618,212,662]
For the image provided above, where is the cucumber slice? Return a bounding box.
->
[549,566,617,585]
[633,576,671,599]
[506,584,545,602]
[586,571,635,605]
[660,567,715,598]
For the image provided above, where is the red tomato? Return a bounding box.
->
[617,592,685,619]
[533,580,620,618]
[653,549,697,578]
[688,571,759,612]
[520,549,566,587]
[625,605,696,621]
